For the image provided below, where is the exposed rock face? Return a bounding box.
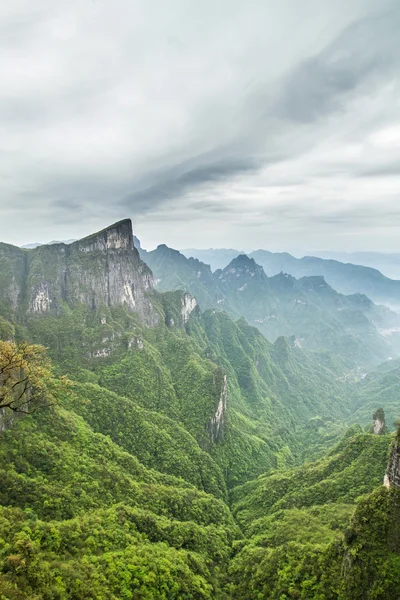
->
[0,220,159,327]
[384,428,400,489]
[0,243,27,310]
[209,375,227,442]
[372,407,389,435]
[181,293,198,323]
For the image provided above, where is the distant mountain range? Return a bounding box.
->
[315,251,400,280]
[22,239,77,249]
[23,234,142,251]
[181,248,400,311]
[182,248,245,271]
[141,244,400,367]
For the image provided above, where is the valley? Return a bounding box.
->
[0,220,399,599]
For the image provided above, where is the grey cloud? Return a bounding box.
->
[272,11,400,125]
[356,163,400,178]
[123,6,400,212]
[121,155,259,213]
[0,0,400,252]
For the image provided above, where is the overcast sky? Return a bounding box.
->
[1,0,400,252]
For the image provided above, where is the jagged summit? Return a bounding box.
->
[76,219,135,252]
[222,254,265,276]
[225,254,257,269]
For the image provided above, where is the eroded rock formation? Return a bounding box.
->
[384,427,400,489]
[208,375,227,442]
[372,407,389,435]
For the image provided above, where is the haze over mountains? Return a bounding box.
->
[182,247,400,311]
[20,237,400,311]
[182,248,400,280]
[316,251,400,280]
[141,244,400,366]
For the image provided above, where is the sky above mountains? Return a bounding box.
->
[1,0,400,252]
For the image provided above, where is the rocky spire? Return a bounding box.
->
[371,408,389,435]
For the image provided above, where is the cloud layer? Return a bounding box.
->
[0,0,399,252]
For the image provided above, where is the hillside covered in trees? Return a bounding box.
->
[0,220,399,599]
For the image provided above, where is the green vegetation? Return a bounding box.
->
[350,360,400,430]
[228,432,398,599]
[1,224,400,598]
[0,405,239,599]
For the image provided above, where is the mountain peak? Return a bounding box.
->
[154,244,188,260]
[221,254,266,281]
[225,254,261,271]
[76,219,134,252]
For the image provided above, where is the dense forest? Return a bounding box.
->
[0,220,399,599]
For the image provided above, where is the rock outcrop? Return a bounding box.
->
[181,293,198,324]
[208,375,227,442]
[0,220,159,327]
[371,407,389,435]
[384,427,400,489]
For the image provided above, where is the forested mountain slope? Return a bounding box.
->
[350,358,400,430]
[0,220,353,487]
[1,219,399,598]
[0,403,240,598]
[143,245,400,367]
[229,430,400,599]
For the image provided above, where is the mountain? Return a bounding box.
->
[1,219,399,598]
[143,245,400,367]
[0,219,157,326]
[250,249,400,311]
[316,251,400,280]
[349,358,400,430]
[140,244,219,309]
[22,239,77,249]
[182,247,400,311]
[0,220,355,489]
[182,248,245,271]
[229,428,400,599]
[0,397,240,597]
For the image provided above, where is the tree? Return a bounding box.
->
[0,341,61,414]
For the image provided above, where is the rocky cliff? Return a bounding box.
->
[208,375,227,442]
[0,220,159,326]
[384,427,400,489]
[371,407,389,435]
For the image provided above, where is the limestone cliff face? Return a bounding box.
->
[208,375,227,442]
[384,429,400,489]
[181,293,198,324]
[0,220,159,326]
